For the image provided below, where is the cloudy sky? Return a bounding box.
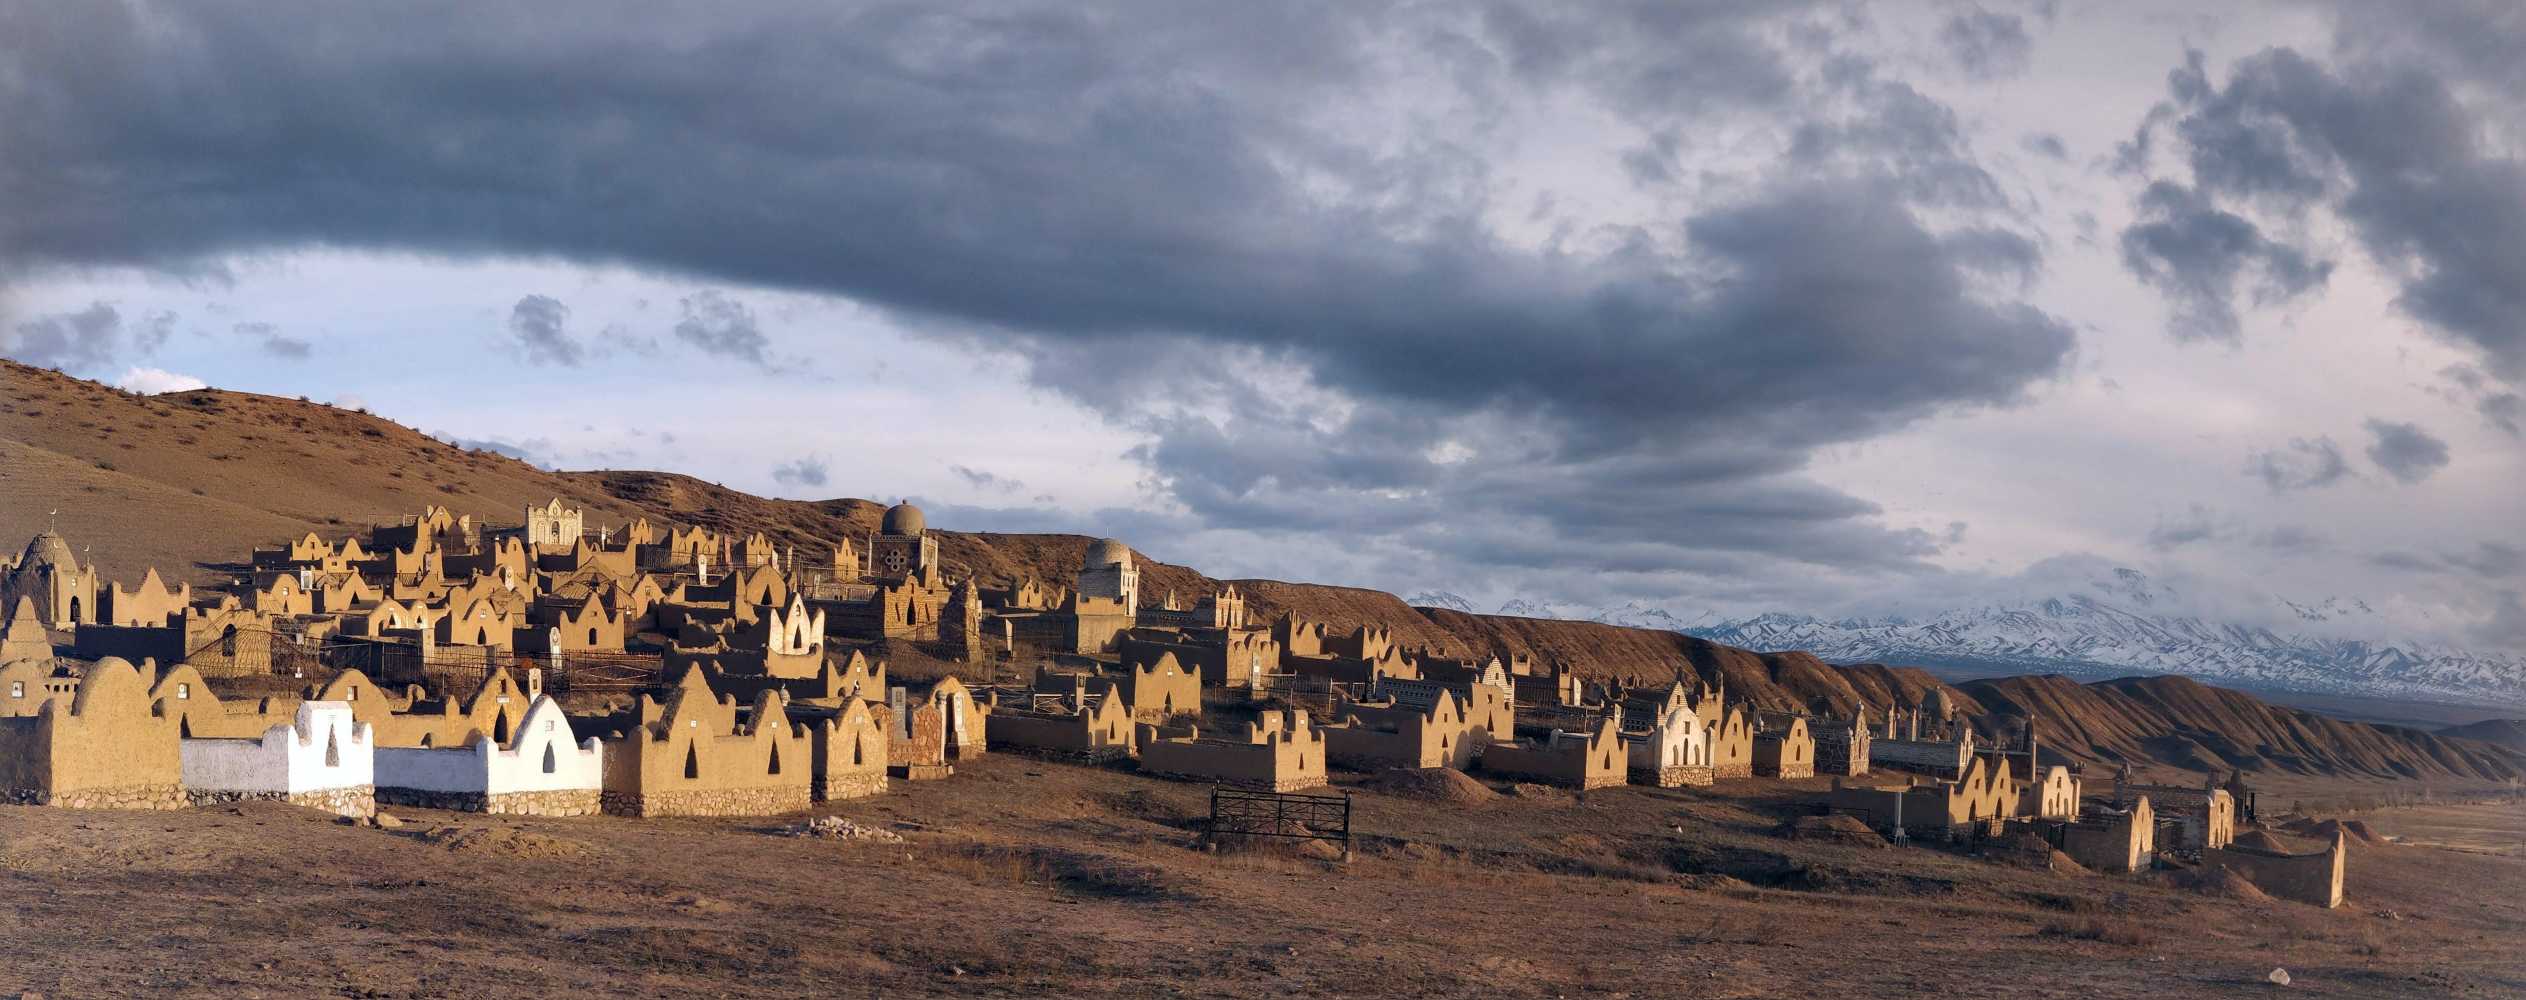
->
[3,1,2521,651]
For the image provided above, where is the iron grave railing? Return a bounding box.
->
[1206,786,1352,859]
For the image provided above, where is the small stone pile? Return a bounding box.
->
[784,815,906,843]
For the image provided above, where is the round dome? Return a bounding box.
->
[1082,537,1132,569]
[880,501,926,536]
[17,531,74,569]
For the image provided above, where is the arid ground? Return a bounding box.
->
[1,756,2517,999]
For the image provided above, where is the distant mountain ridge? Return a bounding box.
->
[1414,571,2526,708]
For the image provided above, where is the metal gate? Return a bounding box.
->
[1207,787,1352,859]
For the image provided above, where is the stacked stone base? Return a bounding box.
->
[814,773,889,802]
[6,784,188,811]
[1711,761,1754,780]
[601,785,811,818]
[1757,762,1816,780]
[378,786,603,816]
[1632,764,1716,788]
[187,785,375,818]
[891,763,955,781]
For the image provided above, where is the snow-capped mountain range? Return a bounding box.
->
[1407,571,2526,706]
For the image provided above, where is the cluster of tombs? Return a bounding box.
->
[0,509,2343,905]
[5,500,1003,683]
[0,628,914,819]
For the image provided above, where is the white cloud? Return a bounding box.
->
[113,366,207,394]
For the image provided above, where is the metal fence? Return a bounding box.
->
[182,627,328,679]
[546,650,666,694]
[1206,786,1352,859]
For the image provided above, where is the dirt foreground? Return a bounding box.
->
[0,756,2518,998]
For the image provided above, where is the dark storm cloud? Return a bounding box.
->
[2483,393,2524,437]
[771,455,830,489]
[0,1,2071,606]
[672,291,771,368]
[2243,435,2350,493]
[2,302,174,371]
[2126,39,2526,378]
[2363,418,2451,485]
[2438,363,2524,437]
[236,322,312,359]
[2145,503,2229,552]
[2480,591,2526,648]
[2253,524,2328,556]
[2446,542,2526,579]
[1468,1,1799,118]
[949,465,1024,494]
[1938,8,2033,80]
[1788,59,2007,209]
[2368,542,2523,580]
[2367,550,2438,573]
[506,295,582,367]
[2119,182,2331,344]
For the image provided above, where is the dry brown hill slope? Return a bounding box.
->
[2440,718,2526,752]
[0,361,653,585]
[1960,674,2521,781]
[6,360,2518,782]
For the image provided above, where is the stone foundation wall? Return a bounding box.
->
[1759,761,1815,780]
[1632,764,1715,788]
[891,763,955,781]
[186,785,375,818]
[1711,761,1753,780]
[815,773,889,802]
[487,788,602,817]
[379,787,490,812]
[377,787,603,817]
[292,785,376,818]
[5,784,188,811]
[601,784,811,818]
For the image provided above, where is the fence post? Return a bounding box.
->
[1341,794,1353,862]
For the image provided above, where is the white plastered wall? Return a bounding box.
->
[374,694,601,794]
[181,701,374,794]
